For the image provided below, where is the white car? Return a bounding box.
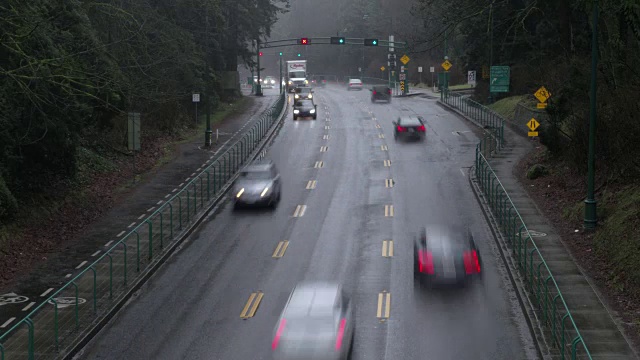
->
[347,79,363,91]
[263,76,277,89]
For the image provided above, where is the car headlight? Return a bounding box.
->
[288,81,293,85]
[308,94,313,98]
[294,94,299,99]
[236,188,245,198]
[310,109,315,114]
[271,80,275,84]
[304,80,309,84]
[293,109,300,114]
[260,187,271,197]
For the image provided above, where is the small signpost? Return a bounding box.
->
[441,60,452,71]
[468,71,477,87]
[527,118,540,137]
[192,93,200,124]
[418,66,423,84]
[430,66,435,88]
[534,86,551,109]
[400,54,410,65]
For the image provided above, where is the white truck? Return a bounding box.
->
[286,60,308,93]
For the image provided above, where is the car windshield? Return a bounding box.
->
[289,71,305,78]
[296,100,313,107]
[399,117,422,126]
[240,170,271,180]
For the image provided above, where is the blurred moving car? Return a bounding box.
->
[272,282,354,360]
[293,99,317,120]
[294,87,313,100]
[393,116,426,141]
[347,79,363,91]
[232,160,281,209]
[413,225,482,287]
[370,85,392,103]
[263,76,277,89]
[316,75,327,87]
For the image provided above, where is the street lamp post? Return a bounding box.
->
[204,14,212,147]
[584,0,599,229]
[488,4,495,104]
[279,54,283,94]
[256,39,263,96]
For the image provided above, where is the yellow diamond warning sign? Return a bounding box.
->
[441,60,452,71]
[534,86,551,103]
[380,66,385,71]
[527,118,540,132]
[400,54,410,65]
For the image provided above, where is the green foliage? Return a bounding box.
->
[487,95,527,120]
[0,0,288,212]
[0,174,18,220]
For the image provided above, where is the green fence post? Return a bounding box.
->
[121,241,127,285]
[89,266,97,313]
[134,231,141,272]
[1,343,4,360]
[159,212,164,248]
[73,281,79,328]
[146,219,153,260]
[552,294,560,347]
[571,337,581,360]
[192,183,197,213]
[106,253,113,299]
[206,171,211,201]
[561,313,570,358]
[177,197,182,230]
[25,318,34,360]
[53,298,59,350]
[200,176,204,208]
[186,190,190,223]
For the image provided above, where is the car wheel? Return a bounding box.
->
[293,116,297,121]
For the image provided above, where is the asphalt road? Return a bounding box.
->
[78,85,537,360]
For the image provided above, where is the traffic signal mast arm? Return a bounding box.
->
[258,37,406,49]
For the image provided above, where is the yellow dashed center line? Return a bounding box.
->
[382,240,394,257]
[379,134,385,139]
[385,179,394,188]
[240,291,264,319]
[384,205,394,217]
[377,291,391,320]
[381,145,388,151]
[272,241,289,258]
[293,205,307,217]
[314,161,324,168]
[384,160,391,167]
[320,146,328,152]
[306,180,317,189]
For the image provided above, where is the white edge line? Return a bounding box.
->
[460,168,466,176]
[128,222,136,228]
[165,194,171,198]
[91,250,101,257]
[65,274,72,278]
[22,302,36,312]
[105,240,114,247]
[40,288,54,297]
[116,231,125,237]
[178,183,184,187]
[1,317,16,328]
[147,207,155,212]
[75,261,87,269]
[191,173,196,176]
[157,200,163,205]
[137,214,146,220]
[172,188,178,193]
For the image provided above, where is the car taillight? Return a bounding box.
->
[388,89,392,94]
[396,126,407,132]
[418,250,434,274]
[463,250,481,274]
[373,90,377,95]
[335,318,347,351]
[272,319,287,350]
[417,125,426,132]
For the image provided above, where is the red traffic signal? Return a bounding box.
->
[300,38,309,45]
[259,51,263,56]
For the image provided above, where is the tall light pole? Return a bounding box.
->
[584,0,599,229]
[256,39,263,96]
[488,3,495,104]
[204,13,212,147]
[279,52,283,94]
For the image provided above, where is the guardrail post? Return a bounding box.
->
[192,183,197,213]
[200,176,204,208]
[529,248,536,288]
[25,318,34,360]
[89,266,97,313]
[146,219,153,260]
[562,313,570,359]
[552,294,561,347]
[571,337,582,360]
[1,342,4,360]
[178,196,182,230]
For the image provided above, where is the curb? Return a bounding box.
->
[64,98,289,360]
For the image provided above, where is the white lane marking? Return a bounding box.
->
[157,200,163,205]
[185,178,190,182]
[213,138,233,155]
[40,288,54,297]
[147,207,155,212]
[76,261,87,269]
[460,168,466,176]
[116,231,125,237]
[105,240,114,247]
[22,302,36,312]
[210,156,214,159]
[128,222,136,228]
[191,173,196,177]
[91,250,101,257]
[172,188,178,193]
[1,318,16,328]
[178,183,184,187]
[65,274,72,278]
[137,214,146,220]
[165,194,171,198]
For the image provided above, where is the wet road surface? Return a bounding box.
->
[78,84,537,360]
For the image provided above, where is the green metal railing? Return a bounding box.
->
[444,92,592,359]
[0,92,287,360]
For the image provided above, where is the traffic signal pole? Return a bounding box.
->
[279,55,283,94]
[256,39,263,96]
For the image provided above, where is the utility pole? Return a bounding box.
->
[584,0,599,229]
[279,53,283,94]
[441,29,448,101]
[256,39,263,96]
[488,3,495,104]
[204,13,212,147]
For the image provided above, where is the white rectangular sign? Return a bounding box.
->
[418,67,423,73]
[467,71,477,86]
[192,93,200,103]
[389,35,394,52]
[430,66,435,73]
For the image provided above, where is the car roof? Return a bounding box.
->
[418,225,470,248]
[285,283,340,318]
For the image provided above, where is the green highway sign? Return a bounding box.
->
[490,66,510,93]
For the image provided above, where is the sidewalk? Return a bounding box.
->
[0,93,280,332]
[478,123,637,359]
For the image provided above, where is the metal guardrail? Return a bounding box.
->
[0,92,287,360]
[443,92,592,360]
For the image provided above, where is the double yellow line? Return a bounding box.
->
[272,241,289,258]
[377,291,391,320]
[384,205,394,217]
[240,291,264,319]
[382,240,394,257]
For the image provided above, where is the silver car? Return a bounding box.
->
[272,282,355,360]
[232,161,281,209]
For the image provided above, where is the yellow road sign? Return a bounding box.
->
[482,65,489,79]
[536,103,547,109]
[527,118,540,131]
[441,60,452,71]
[528,131,539,137]
[400,54,410,65]
[380,66,385,71]
[534,86,551,103]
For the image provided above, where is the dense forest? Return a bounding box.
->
[0,0,288,222]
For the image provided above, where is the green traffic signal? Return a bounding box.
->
[330,37,345,45]
[364,38,379,46]
[297,53,301,57]
[279,52,283,56]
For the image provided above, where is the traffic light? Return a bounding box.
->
[364,38,378,46]
[279,52,283,56]
[259,51,263,56]
[300,37,309,45]
[330,37,345,45]
[297,53,301,57]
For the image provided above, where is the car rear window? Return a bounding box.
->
[399,117,422,126]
